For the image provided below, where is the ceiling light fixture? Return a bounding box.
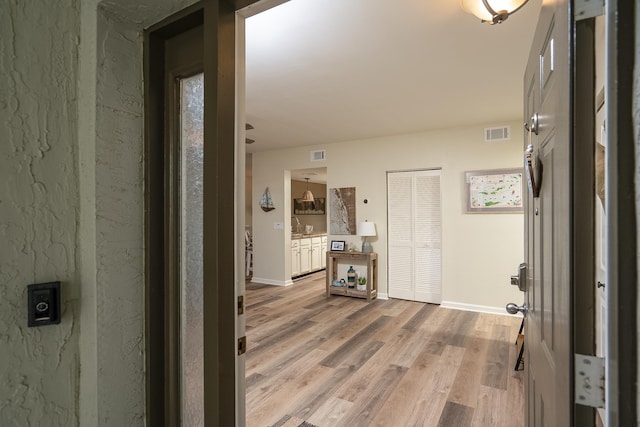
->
[301,178,315,203]
[460,0,530,24]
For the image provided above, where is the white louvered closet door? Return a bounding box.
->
[387,173,414,300]
[387,170,442,303]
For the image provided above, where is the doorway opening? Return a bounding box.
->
[239,2,528,422]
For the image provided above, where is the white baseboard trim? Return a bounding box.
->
[440,300,522,317]
[250,277,293,287]
[377,292,389,300]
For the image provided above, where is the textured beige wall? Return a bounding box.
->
[0,1,80,423]
[1,0,196,425]
[253,122,525,310]
[79,2,197,425]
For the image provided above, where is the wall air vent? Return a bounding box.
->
[484,126,511,142]
[310,149,326,162]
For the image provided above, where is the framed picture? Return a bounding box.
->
[330,240,346,251]
[329,187,356,234]
[465,168,524,213]
[293,197,326,215]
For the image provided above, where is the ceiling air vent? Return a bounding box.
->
[484,126,511,142]
[310,149,326,162]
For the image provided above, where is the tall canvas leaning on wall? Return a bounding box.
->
[329,187,356,234]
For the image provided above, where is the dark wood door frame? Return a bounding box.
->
[573,16,596,426]
[144,5,204,426]
[605,0,637,425]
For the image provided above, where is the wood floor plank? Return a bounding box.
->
[337,364,409,427]
[406,345,466,425]
[471,385,523,427]
[437,401,474,427]
[480,324,511,390]
[333,321,419,403]
[402,302,437,331]
[306,397,353,426]
[320,315,392,368]
[245,275,524,427]
[447,335,490,408]
[346,299,388,321]
[388,327,428,368]
[308,297,358,324]
[291,340,385,420]
[246,347,328,406]
[251,319,317,351]
[246,330,317,375]
[445,310,480,348]
[369,351,441,427]
[247,354,332,425]
[247,335,328,384]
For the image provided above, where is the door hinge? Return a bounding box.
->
[238,336,247,356]
[237,295,244,315]
[575,354,605,408]
[575,0,604,21]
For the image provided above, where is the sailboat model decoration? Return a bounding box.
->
[259,187,275,212]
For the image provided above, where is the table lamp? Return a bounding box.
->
[358,221,376,253]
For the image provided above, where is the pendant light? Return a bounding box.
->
[460,0,530,25]
[301,178,315,203]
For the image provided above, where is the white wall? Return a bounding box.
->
[253,121,525,311]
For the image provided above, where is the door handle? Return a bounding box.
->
[506,303,528,316]
[510,262,527,292]
[523,113,539,135]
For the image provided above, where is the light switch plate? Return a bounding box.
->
[28,281,61,327]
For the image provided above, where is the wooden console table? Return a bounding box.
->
[326,251,377,301]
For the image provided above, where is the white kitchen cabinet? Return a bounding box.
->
[310,237,322,270]
[299,238,311,274]
[291,234,327,278]
[291,239,301,277]
[321,236,327,268]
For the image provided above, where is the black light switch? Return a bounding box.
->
[28,282,61,327]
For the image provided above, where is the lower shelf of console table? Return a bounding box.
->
[325,251,377,301]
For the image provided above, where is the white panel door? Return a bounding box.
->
[388,170,442,303]
[414,173,442,303]
[523,0,572,423]
[388,173,414,300]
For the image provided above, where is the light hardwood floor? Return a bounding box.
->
[245,272,524,427]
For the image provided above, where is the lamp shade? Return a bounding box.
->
[357,221,376,237]
[460,0,529,24]
[301,178,314,202]
[301,190,314,202]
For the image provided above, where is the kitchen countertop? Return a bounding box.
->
[291,232,327,239]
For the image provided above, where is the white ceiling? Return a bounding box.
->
[244,0,542,154]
